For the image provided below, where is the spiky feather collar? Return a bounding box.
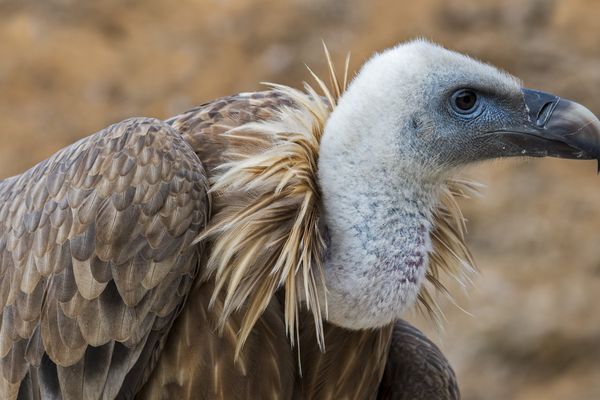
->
[196,47,478,354]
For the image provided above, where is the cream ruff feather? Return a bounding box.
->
[197,47,478,353]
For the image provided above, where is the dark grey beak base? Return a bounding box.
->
[517,88,600,164]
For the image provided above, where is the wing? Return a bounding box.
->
[0,118,209,399]
[377,320,460,400]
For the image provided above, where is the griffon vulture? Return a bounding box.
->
[1,40,599,399]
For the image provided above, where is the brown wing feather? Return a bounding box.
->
[0,117,209,399]
[377,320,460,400]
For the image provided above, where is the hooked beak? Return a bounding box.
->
[496,88,600,168]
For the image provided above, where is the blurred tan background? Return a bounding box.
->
[1,0,600,399]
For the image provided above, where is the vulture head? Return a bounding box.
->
[318,40,600,329]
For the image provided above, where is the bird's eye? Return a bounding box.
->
[451,89,479,115]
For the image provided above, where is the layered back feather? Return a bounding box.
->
[196,47,478,352]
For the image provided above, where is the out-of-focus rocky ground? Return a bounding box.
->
[1,1,600,398]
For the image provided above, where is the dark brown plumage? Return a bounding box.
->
[378,321,460,400]
[0,88,459,399]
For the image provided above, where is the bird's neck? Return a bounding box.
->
[317,155,441,329]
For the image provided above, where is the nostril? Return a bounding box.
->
[536,100,558,127]
[522,88,560,128]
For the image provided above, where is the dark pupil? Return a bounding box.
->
[455,90,476,110]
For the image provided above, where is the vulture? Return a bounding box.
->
[1,40,599,400]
